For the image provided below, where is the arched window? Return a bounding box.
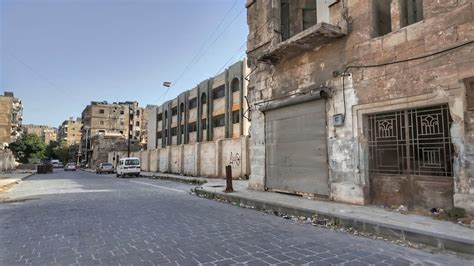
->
[231,78,240,93]
[201,93,207,105]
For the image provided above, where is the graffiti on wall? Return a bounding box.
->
[229,152,240,168]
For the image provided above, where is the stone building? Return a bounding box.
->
[0,92,23,148]
[23,124,57,144]
[246,0,474,213]
[42,128,57,145]
[90,134,140,170]
[80,101,145,165]
[143,60,251,178]
[58,117,82,145]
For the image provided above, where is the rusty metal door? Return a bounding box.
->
[265,100,329,196]
[367,104,455,211]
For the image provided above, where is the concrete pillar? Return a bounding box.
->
[215,139,222,177]
[166,146,171,173]
[391,0,401,31]
[195,142,201,176]
[179,144,185,174]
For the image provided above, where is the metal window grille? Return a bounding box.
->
[368,104,454,177]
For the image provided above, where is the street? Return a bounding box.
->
[0,170,470,266]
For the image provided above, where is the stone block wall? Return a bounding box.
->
[109,136,250,179]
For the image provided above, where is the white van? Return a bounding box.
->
[116,157,141,178]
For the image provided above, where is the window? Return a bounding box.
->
[157,113,163,121]
[99,109,105,114]
[212,115,225,128]
[302,0,317,30]
[189,98,197,109]
[136,121,140,126]
[374,0,392,37]
[213,85,225,100]
[120,110,124,115]
[120,121,124,126]
[188,122,197,133]
[136,110,140,116]
[232,110,240,124]
[100,121,104,125]
[201,93,207,105]
[231,78,240,93]
[202,119,207,130]
[400,0,423,27]
[120,131,124,134]
[157,131,162,139]
[171,107,178,116]
[281,0,290,41]
[171,127,177,136]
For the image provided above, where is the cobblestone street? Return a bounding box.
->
[0,170,471,265]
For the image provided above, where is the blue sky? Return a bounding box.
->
[1,0,248,127]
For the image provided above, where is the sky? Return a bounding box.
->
[0,0,248,127]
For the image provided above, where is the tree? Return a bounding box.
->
[45,140,60,159]
[8,133,46,163]
[53,141,70,163]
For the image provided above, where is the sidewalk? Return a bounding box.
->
[137,172,473,257]
[0,171,36,191]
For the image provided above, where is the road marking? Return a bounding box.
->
[129,180,186,193]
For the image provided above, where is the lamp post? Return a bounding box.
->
[128,103,133,157]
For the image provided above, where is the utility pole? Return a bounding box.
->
[127,103,132,157]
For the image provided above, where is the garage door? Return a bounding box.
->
[265,99,329,196]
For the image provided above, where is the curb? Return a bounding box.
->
[147,174,207,185]
[0,172,36,190]
[194,188,474,258]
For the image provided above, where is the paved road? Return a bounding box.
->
[0,170,470,266]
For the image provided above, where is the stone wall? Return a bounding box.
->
[246,0,474,212]
[109,136,250,179]
[0,150,16,172]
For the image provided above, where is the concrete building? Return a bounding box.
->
[246,0,474,214]
[90,134,140,170]
[140,60,251,178]
[80,101,145,164]
[23,124,57,144]
[58,117,82,145]
[0,92,23,148]
[42,128,57,145]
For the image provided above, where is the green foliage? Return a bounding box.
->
[45,140,60,159]
[8,133,46,163]
[53,141,70,163]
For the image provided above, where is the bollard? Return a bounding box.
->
[225,165,234,193]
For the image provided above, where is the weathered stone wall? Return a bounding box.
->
[246,0,474,212]
[0,150,16,172]
[114,136,250,178]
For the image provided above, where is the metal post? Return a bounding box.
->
[128,103,131,157]
[225,165,233,193]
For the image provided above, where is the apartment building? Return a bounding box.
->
[143,60,250,178]
[0,92,23,148]
[246,0,474,214]
[23,124,57,144]
[80,101,145,164]
[58,117,82,145]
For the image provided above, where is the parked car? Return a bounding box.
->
[51,159,60,168]
[97,163,114,174]
[64,163,77,171]
[116,157,140,177]
[58,162,64,168]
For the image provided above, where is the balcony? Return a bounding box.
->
[258,22,346,65]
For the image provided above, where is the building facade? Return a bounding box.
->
[23,124,57,144]
[80,101,145,164]
[0,92,23,148]
[246,0,474,213]
[58,117,82,145]
[143,60,251,178]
